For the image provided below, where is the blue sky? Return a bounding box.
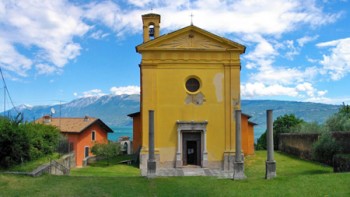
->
[0,0,350,111]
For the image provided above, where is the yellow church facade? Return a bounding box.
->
[135,13,247,175]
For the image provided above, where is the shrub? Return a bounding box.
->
[290,121,327,134]
[0,117,61,169]
[20,123,61,160]
[312,133,341,166]
[0,117,30,168]
[326,103,350,132]
[91,142,121,165]
[256,131,267,150]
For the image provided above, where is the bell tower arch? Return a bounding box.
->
[142,13,161,43]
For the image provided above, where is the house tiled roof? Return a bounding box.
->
[35,116,113,133]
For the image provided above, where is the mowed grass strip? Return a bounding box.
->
[70,155,140,177]
[1,151,350,197]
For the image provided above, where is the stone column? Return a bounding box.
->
[147,110,156,178]
[176,127,182,168]
[202,128,208,168]
[233,110,246,180]
[265,109,276,179]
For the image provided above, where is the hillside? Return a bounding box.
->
[3,95,340,140]
[241,100,340,139]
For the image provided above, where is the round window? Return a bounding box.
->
[186,77,200,93]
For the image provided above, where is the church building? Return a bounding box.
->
[133,13,254,175]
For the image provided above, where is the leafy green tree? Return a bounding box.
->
[20,123,61,160]
[0,117,30,168]
[256,114,304,150]
[256,131,267,150]
[290,121,326,134]
[273,114,304,149]
[326,103,350,132]
[0,117,61,168]
[91,142,120,165]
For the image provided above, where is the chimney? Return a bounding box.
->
[142,13,161,43]
[84,116,89,122]
[43,115,51,124]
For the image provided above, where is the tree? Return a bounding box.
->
[0,117,61,168]
[256,131,267,150]
[0,117,30,168]
[20,123,61,160]
[326,103,350,132]
[256,114,304,150]
[91,142,120,165]
[273,114,304,149]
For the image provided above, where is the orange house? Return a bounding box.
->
[127,112,142,153]
[36,116,113,167]
[130,112,256,156]
[241,113,256,155]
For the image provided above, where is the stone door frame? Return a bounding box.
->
[176,121,208,168]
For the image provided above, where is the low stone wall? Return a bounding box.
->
[49,153,75,175]
[279,132,350,162]
[278,133,319,160]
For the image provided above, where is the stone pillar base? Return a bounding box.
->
[223,152,235,171]
[265,160,276,179]
[147,160,156,178]
[233,161,246,180]
[175,152,182,168]
[202,152,208,168]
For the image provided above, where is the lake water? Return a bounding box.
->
[108,127,133,142]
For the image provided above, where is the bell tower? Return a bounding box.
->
[142,13,161,43]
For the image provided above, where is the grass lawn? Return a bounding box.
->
[70,155,140,177]
[1,151,349,196]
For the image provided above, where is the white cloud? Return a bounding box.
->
[244,34,277,63]
[296,82,316,97]
[35,64,59,75]
[126,0,154,7]
[110,86,140,95]
[0,38,32,77]
[250,65,318,86]
[317,37,350,80]
[81,89,106,98]
[241,82,328,101]
[0,0,90,77]
[297,35,319,47]
[241,83,298,98]
[90,30,109,40]
[0,0,341,79]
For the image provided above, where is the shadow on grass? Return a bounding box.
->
[301,169,332,175]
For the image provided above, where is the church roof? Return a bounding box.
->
[136,25,245,53]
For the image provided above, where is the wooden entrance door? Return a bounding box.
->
[182,132,201,166]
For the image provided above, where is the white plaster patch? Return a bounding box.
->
[213,73,224,102]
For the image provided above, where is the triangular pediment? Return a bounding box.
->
[136,26,245,53]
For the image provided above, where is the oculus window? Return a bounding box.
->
[186,77,200,93]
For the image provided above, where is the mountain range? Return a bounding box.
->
[2,95,340,140]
